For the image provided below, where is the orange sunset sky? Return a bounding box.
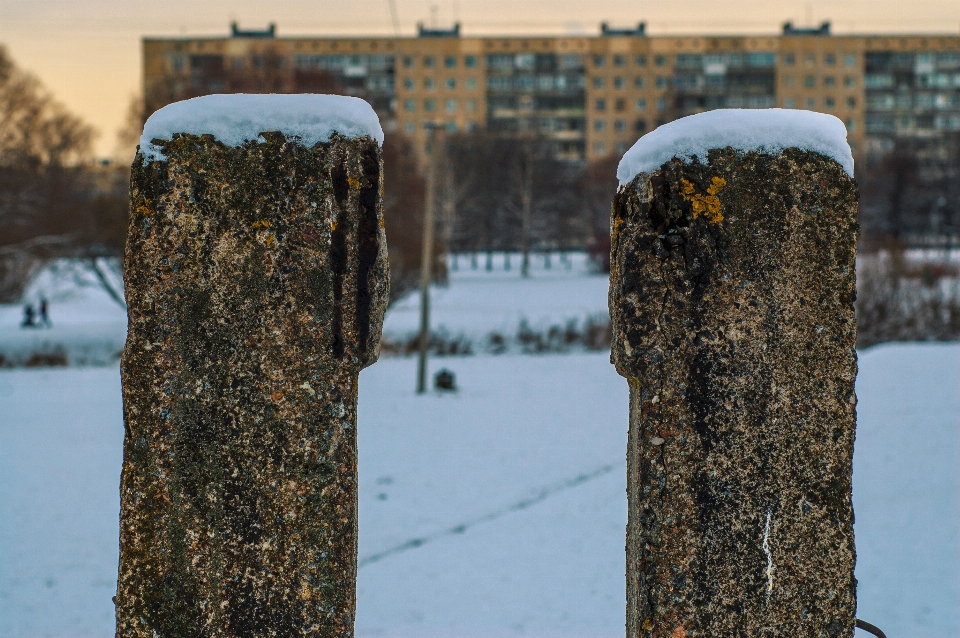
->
[1,0,958,158]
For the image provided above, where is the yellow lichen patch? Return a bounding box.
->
[135,198,154,217]
[251,219,270,229]
[681,176,727,224]
[347,176,362,190]
[642,619,653,630]
[265,235,276,247]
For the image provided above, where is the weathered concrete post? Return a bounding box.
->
[116,95,388,637]
[609,110,859,637]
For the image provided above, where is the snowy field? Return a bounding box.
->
[383,252,610,353]
[0,260,126,367]
[1,345,958,638]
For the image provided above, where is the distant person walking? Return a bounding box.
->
[38,298,51,327]
[21,303,36,328]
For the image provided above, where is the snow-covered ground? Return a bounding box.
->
[0,260,127,367]
[1,345,957,638]
[383,252,610,354]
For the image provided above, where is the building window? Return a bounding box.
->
[446,99,457,112]
[845,118,855,131]
[844,76,855,88]
[804,75,815,88]
[424,99,435,111]
[594,119,606,132]
[593,54,606,67]
[445,56,457,68]
[403,56,414,68]
[824,53,836,66]
[424,77,435,90]
[784,97,796,108]
[656,98,666,111]
[824,75,836,87]
[423,56,435,67]
[404,99,415,111]
[783,53,795,66]
[804,53,815,66]
[615,119,626,132]
[404,77,414,90]
[594,141,607,155]
[656,75,668,89]
[615,98,626,111]
[446,78,456,89]
[446,121,457,132]
[634,118,647,132]
[465,55,477,68]
[593,76,605,89]
[844,54,856,67]
[405,122,415,134]
[804,97,815,109]
[614,54,626,67]
[466,77,477,89]
[595,98,607,111]
[616,141,629,154]
[846,96,856,108]
[783,75,794,87]
[635,98,647,111]
[614,76,624,89]
[635,54,647,66]
[655,55,666,66]
[634,76,645,88]
[466,99,477,112]
[825,96,836,108]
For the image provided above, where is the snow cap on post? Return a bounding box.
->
[616,108,853,185]
[140,93,384,162]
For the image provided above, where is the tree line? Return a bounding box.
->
[2,41,959,312]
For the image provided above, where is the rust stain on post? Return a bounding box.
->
[117,132,388,637]
[610,148,859,637]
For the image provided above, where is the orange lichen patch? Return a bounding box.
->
[135,198,154,217]
[252,219,270,229]
[271,391,283,401]
[681,176,727,224]
[672,626,687,638]
[347,176,361,190]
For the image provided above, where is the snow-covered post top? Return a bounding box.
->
[117,94,388,638]
[609,109,858,637]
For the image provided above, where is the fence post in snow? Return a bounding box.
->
[609,111,859,637]
[116,95,388,637]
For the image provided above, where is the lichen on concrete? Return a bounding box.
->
[610,148,859,638]
[116,131,388,637]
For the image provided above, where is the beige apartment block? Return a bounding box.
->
[143,22,960,170]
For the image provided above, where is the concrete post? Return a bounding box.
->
[610,147,859,637]
[117,115,388,635]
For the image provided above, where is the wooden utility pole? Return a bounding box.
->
[417,125,439,393]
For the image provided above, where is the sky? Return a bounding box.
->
[0,0,958,158]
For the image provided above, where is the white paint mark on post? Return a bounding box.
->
[762,508,775,602]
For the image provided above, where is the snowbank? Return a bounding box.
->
[617,108,854,185]
[140,94,384,162]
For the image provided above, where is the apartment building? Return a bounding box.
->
[142,22,960,168]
